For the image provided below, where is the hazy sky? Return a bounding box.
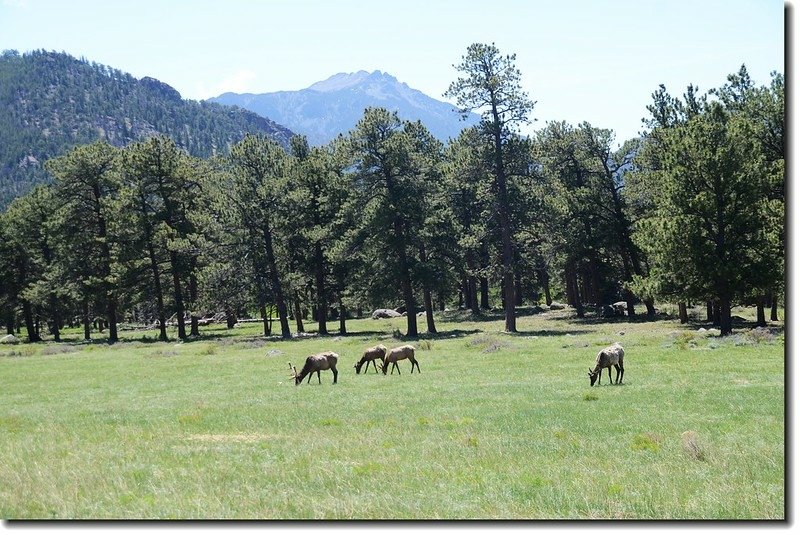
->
[0,0,785,144]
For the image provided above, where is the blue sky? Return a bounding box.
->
[0,0,785,145]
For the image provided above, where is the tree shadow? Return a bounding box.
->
[560,312,670,326]
[402,328,484,341]
[504,329,594,337]
[437,306,551,324]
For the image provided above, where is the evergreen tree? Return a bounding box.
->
[46,141,121,342]
[347,108,442,337]
[445,43,535,332]
[224,134,293,339]
[634,90,775,335]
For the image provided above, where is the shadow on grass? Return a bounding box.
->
[504,329,593,337]
[398,328,483,342]
[437,306,549,324]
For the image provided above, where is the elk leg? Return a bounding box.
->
[317,370,322,384]
[613,364,620,384]
[371,360,378,373]
[307,373,313,384]
[332,367,338,384]
[619,364,624,384]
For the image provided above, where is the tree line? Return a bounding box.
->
[0,44,784,342]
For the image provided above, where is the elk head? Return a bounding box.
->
[588,368,599,386]
[289,362,300,385]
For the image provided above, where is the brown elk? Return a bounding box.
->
[382,345,420,375]
[354,344,387,374]
[289,352,339,385]
[588,342,624,386]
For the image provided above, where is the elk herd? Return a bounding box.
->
[286,341,626,387]
[289,344,420,385]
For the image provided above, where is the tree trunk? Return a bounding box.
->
[707,301,714,322]
[189,272,199,337]
[756,295,766,327]
[479,277,490,309]
[260,305,271,337]
[678,302,688,324]
[83,300,91,341]
[293,290,305,333]
[567,263,584,318]
[169,251,187,340]
[314,242,328,335]
[49,293,61,342]
[22,300,41,343]
[644,298,655,317]
[392,216,417,337]
[488,99,516,333]
[147,241,168,342]
[465,251,480,315]
[514,272,523,306]
[770,289,779,321]
[469,277,479,315]
[226,309,237,329]
[423,287,436,334]
[338,298,347,335]
[719,296,733,336]
[419,244,437,334]
[261,225,291,339]
[539,269,552,306]
[92,183,118,343]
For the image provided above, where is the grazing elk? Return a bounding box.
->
[289,351,339,385]
[382,345,420,375]
[354,344,387,374]
[588,342,624,386]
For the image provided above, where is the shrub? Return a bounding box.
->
[681,431,707,461]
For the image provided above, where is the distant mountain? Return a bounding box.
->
[0,50,295,209]
[210,70,480,146]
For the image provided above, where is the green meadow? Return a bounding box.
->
[0,307,784,519]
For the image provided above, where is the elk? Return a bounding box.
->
[354,344,387,374]
[289,351,339,385]
[588,342,624,386]
[382,345,419,375]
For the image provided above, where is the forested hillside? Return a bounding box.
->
[0,50,294,208]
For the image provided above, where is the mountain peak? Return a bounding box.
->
[211,70,480,145]
[307,69,398,92]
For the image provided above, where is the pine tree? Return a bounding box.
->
[445,43,535,332]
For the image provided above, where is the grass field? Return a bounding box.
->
[0,306,785,519]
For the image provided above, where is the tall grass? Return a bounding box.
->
[0,309,784,519]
